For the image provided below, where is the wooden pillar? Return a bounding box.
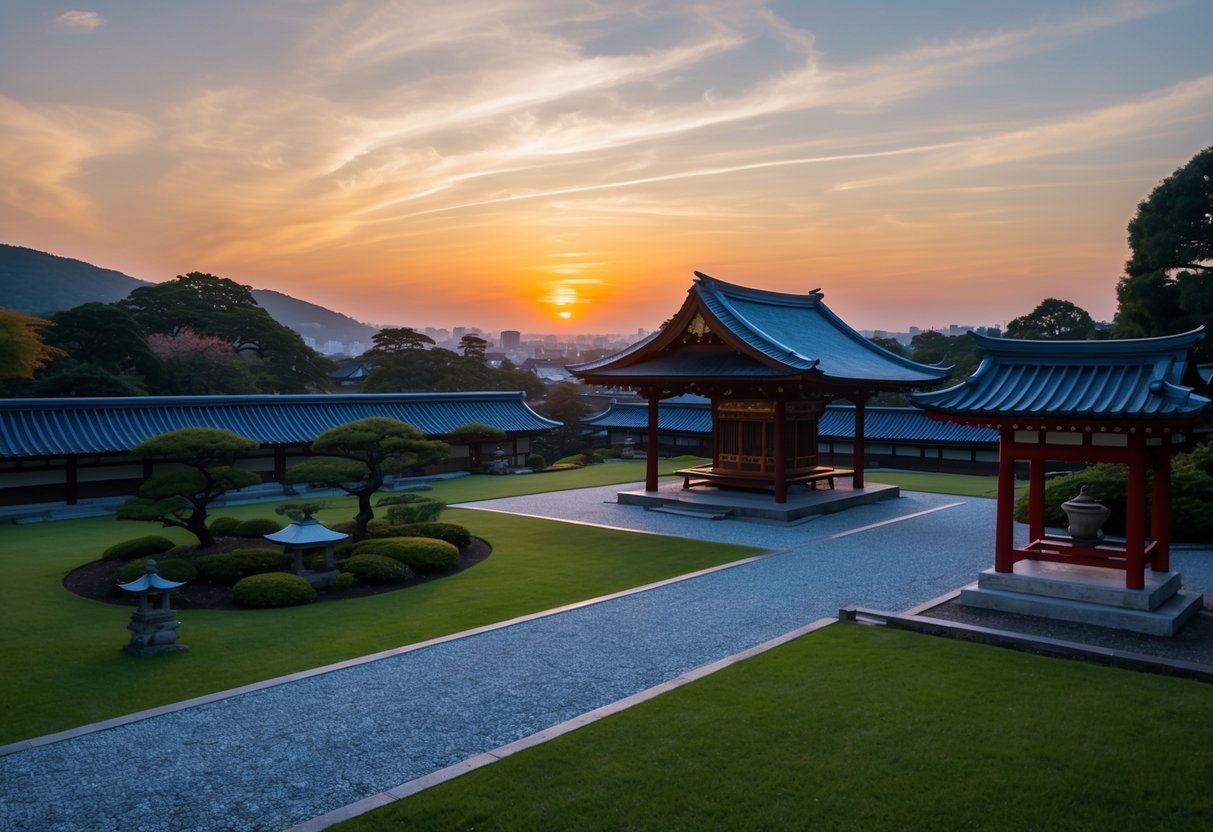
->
[995,431,1016,573]
[1151,443,1171,573]
[1028,457,1046,544]
[273,446,287,483]
[852,395,867,490]
[1124,436,1147,590]
[645,395,659,492]
[65,457,78,506]
[773,400,787,504]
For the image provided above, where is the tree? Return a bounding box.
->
[115,428,260,547]
[1005,298,1096,340]
[0,308,62,380]
[909,331,982,384]
[458,334,488,361]
[286,418,449,540]
[1116,145,1213,356]
[361,346,545,399]
[446,422,508,467]
[147,329,259,395]
[363,327,435,359]
[48,303,158,377]
[533,382,593,461]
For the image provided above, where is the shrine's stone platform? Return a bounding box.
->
[616,478,899,524]
[959,560,1204,636]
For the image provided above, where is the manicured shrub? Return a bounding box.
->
[526,453,546,470]
[392,522,472,548]
[381,493,446,525]
[590,452,605,464]
[101,535,175,562]
[597,448,621,459]
[233,573,316,608]
[118,557,198,584]
[328,520,357,536]
[233,517,284,537]
[195,548,288,585]
[207,516,241,536]
[339,554,413,585]
[352,537,459,573]
[328,571,356,590]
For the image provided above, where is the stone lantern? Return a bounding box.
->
[490,445,509,475]
[118,560,188,656]
[621,437,636,459]
[1062,485,1112,544]
[264,512,349,580]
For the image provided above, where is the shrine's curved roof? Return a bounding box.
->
[0,392,559,458]
[912,329,1211,421]
[570,273,949,387]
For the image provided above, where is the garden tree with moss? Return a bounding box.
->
[116,428,261,547]
[286,418,450,541]
[119,272,332,392]
[0,308,62,384]
[1005,298,1096,340]
[1116,145,1213,358]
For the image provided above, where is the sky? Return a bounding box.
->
[2,1,1212,335]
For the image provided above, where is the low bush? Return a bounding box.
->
[554,454,586,466]
[328,571,356,590]
[391,522,472,548]
[101,535,176,562]
[597,448,621,459]
[526,453,546,470]
[232,573,317,609]
[195,548,288,585]
[352,537,459,573]
[338,554,413,585]
[233,517,284,538]
[380,493,446,525]
[207,516,241,536]
[118,557,198,584]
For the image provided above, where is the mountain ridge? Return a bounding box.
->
[0,243,378,351]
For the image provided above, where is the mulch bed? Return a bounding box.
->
[62,536,491,610]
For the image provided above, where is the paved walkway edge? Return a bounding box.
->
[0,548,775,758]
[286,616,840,832]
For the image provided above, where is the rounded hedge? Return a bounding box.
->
[233,517,284,537]
[352,537,458,573]
[328,571,356,590]
[392,522,472,548]
[339,554,413,585]
[526,453,545,470]
[207,516,242,536]
[233,573,317,608]
[101,535,176,562]
[118,557,198,584]
[196,548,288,585]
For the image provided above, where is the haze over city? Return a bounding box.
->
[3,1,1212,334]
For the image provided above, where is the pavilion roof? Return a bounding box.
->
[0,392,559,458]
[570,273,949,387]
[911,329,1212,421]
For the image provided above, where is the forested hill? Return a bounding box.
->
[0,244,377,347]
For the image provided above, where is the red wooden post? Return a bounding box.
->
[852,395,867,490]
[773,400,787,503]
[1028,457,1045,544]
[995,431,1016,573]
[645,395,659,492]
[1124,437,1147,590]
[1151,443,1171,572]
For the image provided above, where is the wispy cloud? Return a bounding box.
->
[53,10,105,31]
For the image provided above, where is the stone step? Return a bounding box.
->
[977,561,1181,611]
[959,585,1204,637]
[645,505,732,520]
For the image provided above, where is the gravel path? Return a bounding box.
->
[3,486,1209,831]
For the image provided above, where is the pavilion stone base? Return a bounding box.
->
[960,560,1204,637]
[617,479,899,524]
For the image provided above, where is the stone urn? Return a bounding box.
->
[1062,485,1111,544]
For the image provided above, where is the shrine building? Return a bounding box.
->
[569,272,950,504]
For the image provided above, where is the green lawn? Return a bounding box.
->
[337,623,1213,832]
[0,461,755,746]
[868,469,1001,498]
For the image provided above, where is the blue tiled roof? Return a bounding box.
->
[584,398,996,445]
[912,329,1211,421]
[571,273,948,385]
[0,392,559,458]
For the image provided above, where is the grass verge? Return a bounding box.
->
[867,469,1001,498]
[0,463,753,745]
[336,623,1213,832]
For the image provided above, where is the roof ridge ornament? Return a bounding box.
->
[687,312,711,341]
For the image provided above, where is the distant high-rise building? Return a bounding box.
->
[500,330,521,349]
[452,327,466,341]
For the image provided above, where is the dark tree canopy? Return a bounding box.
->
[1116,146,1213,357]
[362,347,544,399]
[908,331,981,384]
[116,428,260,547]
[1005,298,1096,340]
[532,382,593,460]
[458,334,488,361]
[363,327,435,358]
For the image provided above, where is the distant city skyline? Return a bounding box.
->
[3,1,1211,333]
